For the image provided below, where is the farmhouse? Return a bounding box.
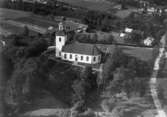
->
[143,37,154,46]
[55,29,101,64]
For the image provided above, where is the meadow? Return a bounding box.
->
[15,17,58,29]
[0,8,59,35]
[0,8,31,20]
[97,44,153,62]
[57,0,114,12]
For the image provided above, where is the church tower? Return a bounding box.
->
[55,22,67,57]
[58,22,64,31]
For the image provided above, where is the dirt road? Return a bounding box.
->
[150,34,167,117]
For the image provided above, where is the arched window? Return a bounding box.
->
[81,56,83,60]
[59,37,61,42]
[59,52,61,56]
[86,56,89,61]
[70,54,72,59]
[64,54,67,59]
[93,56,96,62]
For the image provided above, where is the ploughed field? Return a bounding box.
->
[0,8,59,35]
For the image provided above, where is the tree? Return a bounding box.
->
[72,67,93,102]
[157,86,165,105]
[101,16,111,32]
[72,79,87,112]
[72,66,95,112]
[125,32,142,45]
[4,58,39,116]
[119,0,127,9]
[80,66,92,80]
[25,38,48,57]
[22,26,29,36]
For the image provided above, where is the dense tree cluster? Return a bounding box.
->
[1,32,154,116]
[1,1,163,115]
[72,67,97,112]
[99,47,153,116]
[1,32,97,116]
[120,12,166,45]
[83,11,118,32]
[108,0,167,7]
[74,33,114,44]
[102,48,152,97]
[148,0,167,5]
[1,33,50,116]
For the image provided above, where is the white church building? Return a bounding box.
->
[55,23,101,65]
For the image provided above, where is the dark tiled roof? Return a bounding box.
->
[62,21,88,29]
[56,30,66,36]
[62,42,101,55]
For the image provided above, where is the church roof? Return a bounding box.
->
[62,42,101,56]
[56,30,66,36]
[61,20,88,30]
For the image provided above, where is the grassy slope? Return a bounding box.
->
[97,44,153,62]
[0,8,32,20]
[120,46,153,62]
[15,17,58,28]
[0,8,58,35]
[0,8,32,35]
[157,78,167,115]
[57,0,113,12]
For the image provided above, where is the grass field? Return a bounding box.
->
[0,22,37,35]
[0,8,59,35]
[0,8,32,20]
[0,22,24,35]
[57,0,114,12]
[115,8,138,19]
[158,59,167,78]
[97,44,153,62]
[120,46,153,61]
[157,58,167,112]
[0,8,35,35]
[15,17,58,29]
[157,78,167,114]
[157,78,167,98]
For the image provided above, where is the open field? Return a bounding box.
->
[157,78,167,99]
[97,44,153,62]
[0,22,26,35]
[0,21,36,36]
[0,8,59,35]
[120,46,153,61]
[157,59,167,110]
[158,59,167,77]
[0,8,32,20]
[115,8,138,19]
[57,0,138,18]
[15,17,58,29]
[0,27,12,36]
[0,8,34,35]
[157,78,167,114]
[57,0,114,12]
